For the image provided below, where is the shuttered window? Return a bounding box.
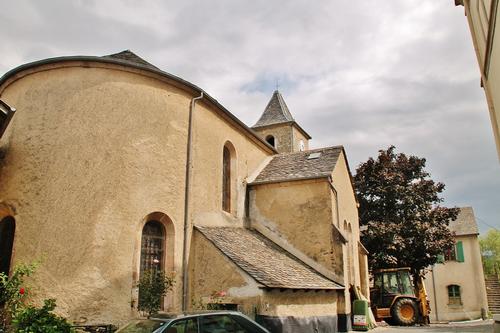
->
[456,241,465,263]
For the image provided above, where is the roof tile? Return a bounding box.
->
[195,226,342,290]
[252,146,343,184]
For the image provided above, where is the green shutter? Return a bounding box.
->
[456,241,465,262]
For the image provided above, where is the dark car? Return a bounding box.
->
[116,311,271,333]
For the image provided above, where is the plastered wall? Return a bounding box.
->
[424,235,489,322]
[0,62,271,325]
[249,179,336,269]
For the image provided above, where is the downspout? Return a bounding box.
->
[182,91,204,311]
[431,266,439,322]
[328,176,340,228]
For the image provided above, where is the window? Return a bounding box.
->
[201,315,253,333]
[265,135,275,148]
[222,146,231,212]
[140,221,165,274]
[444,241,465,263]
[168,319,198,333]
[299,140,305,151]
[0,216,15,276]
[448,285,461,305]
[444,246,456,261]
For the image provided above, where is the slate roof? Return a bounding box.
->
[449,207,479,236]
[195,226,342,290]
[101,50,159,70]
[252,146,343,184]
[253,90,294,128]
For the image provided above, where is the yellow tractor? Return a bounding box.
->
[370,268,430,326]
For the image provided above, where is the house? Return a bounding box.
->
[424,207,489,322]
[454,0,500,159]
[0,50,369,332]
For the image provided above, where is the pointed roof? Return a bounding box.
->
[253,90,295,127]
[449,207,479,236]
[101,50,159,70]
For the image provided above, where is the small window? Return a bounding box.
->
[299,140,305,151]
[265,135,275,148]
[448,285,461,305]
[307,152,321,159]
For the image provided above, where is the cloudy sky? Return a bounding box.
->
[1,0,499,233]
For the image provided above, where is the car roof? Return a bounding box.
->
[150,310,244,321]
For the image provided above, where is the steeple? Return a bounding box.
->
[252,90,311,153]
[253,90,294,127]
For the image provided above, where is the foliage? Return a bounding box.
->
[0,263,37,330]
[480,229,500,276]
[12,298,74,333]
[137,270,175,317]
[354,146,459,279]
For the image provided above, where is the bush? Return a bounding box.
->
[12,299,74,333]
[137,270,174,317]
[0,263,37,330]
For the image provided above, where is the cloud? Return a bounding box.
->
[0,0,498,232]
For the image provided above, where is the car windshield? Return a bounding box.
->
[117,319,169,333]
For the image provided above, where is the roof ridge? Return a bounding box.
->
[276,145,344,156]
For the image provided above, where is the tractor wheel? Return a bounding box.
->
[391,298,418,326]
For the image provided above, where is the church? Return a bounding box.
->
[0,51,369,332]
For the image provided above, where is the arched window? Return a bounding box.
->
[265,135,275,148]
[140,220,165,274]
[448,285,461,305]
[0,216,15,276]
[299,140,305,151]
[222,145,232,213]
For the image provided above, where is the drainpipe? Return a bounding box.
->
[182,91,204,311]
[431,265,439,322]
[327,176,340,228]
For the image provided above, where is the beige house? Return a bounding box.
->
[455,0,500,159]
[0,51,369,332]
[425,207,488,322]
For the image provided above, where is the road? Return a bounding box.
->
[372,320,494,333]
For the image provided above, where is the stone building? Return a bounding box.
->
[424,207,488,322]
[455,0,500,159]
[0,50,368,332]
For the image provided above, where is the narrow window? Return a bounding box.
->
[0,216,15,276]
[222,146,231,212]
[299,140,305,151]
[140,220,165,275]
[448,285,461,305]
[265,135,275,148]
[444,245,456,261]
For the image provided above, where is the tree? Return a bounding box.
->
[480,229,500,276]
[354,146,459,281]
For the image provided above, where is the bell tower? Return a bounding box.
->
[252,90,311,153]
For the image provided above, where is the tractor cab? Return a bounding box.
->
[370,268,429,326]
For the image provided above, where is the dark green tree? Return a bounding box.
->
[354,146,459,281]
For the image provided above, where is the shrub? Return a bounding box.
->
[137,270,174,317]
[0,263,37,330]
[12,298,74,333]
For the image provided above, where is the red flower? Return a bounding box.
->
[19,287,25,295]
